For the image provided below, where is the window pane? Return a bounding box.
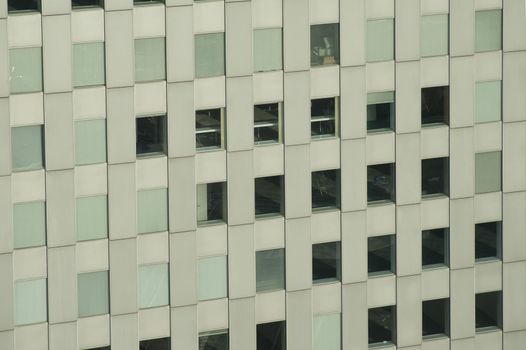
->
[78,271,109,317]
[313,313,340,350]
[8,0,40,11]
[423,298,449,337]
[72,0,104,7]
[312,170,339,209]
[256,249,285,292]
[475,10,502,52]
[15,278,47,326]
[11,125,44,171]
[476,291,502,329]
[196,109,222,150]
[137,188,168,234]
[312,242,340,283]
[75,119,107,165]
[257,321,286,350]
[9,47,42,93]
[136,115,167,156]
[199,330,229,350]
[421,15,449,57]
[422,86,449,125]
[367,19,394,62]
[367,91,395,131]
[13,201,46,249]
[139,264,169,308]
[198,256,228,301]
[135,38,166,82]
[367,163,395,203]
[254,103,280,144]
[73,42,105,87]
[422,228,448,267]
[254,28,282,72]
[311,97,336,138]
[310,23,339,67]
[368,235,395,275]
[475,221,501,260]
[255,176,283,216]
[139,337,171,350]
[369,306,396,345]
[475,81,501,123]
[197,182,227,223]
[422,157,449,196]
[195,33,225,78]
[475,151,501,194]
[76,195,108,241]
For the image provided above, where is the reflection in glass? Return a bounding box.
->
[475,221,501,260]
[311,23,340,67]
[257,321,286,350]
[139,337,171,350]
[198,256,228,301]
[197,182,227,223]
[312,241,341,283]
[313,313,341,350]
[422,86,449,125]
[367,91,395,132]
[255,176,283,216]
[475,10,502,53]
[422,228,448,267]
[368,235,395,275]
[8,0,39,12]
[196,109,222,150]
[367,163,395,203]
[136,115,167,156]
[311,98,336,138]
[368,306,396,345]
[312,170,340,209]
[475,151,501,194]
[254,103,280,144]
[135,38,166,82]
[367,19,394,62]
[422,157,449,196]
[421,15,449,57]
[475,81,502,123]
[199,330,229,350]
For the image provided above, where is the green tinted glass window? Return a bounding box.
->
[137,188,168,234]
[421,15,449,57]
[313,313,341,350]
[195,33,225,78]
[139,264,169,308]
[254,28,282,72]
[13,201,46,249]
[15,279,47,326]
[475,81,501,123]
[475,151,501,194]
[73,42,105,87]
[76,195,108,241]
[198,256,227,301]
[75,119,106,165]
[475,10,502,52]
[9,47,42,93]
[11,125,44,171]
[367,19,394,62]
[78,271,109,317]
[135,37,166,82]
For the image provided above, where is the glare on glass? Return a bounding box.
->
[475,151,501,194]
[198,255,227,301]
[313,313,341,350]
[9,47,42,93]
[475,81,501,123]
[475,10,502,53]
[421,15,449,57]
[15,278,47,326]
[139,264,169,308]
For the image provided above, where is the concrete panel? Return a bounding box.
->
[397,275,422,347]
[450,198,475,269]
[341,139,367,212]
[253,71,283,104]
[166,6,194,83]
[136,157,167,191]
[421,267,450,300]
[229,298,256,350]
[227,151,254,225]
[504,330,526,350]
[106,87,135,164]
[311,210,340,244]
[0,99,9,175]
[285,217,312,291]
[171,305,198,350]
[77,315,110,350]
[284,71,310,146]
[105,10,134,87]
[111,313,138,350]
[342,282,367,350]
[341,211,367,284]
[396,61,421,134]
[73,86,106,120]
[450,268,475,340]
[0,331,13,350]
[170,232,197,307]
[367,203,396,237]
[47,246,77,324]
[475,260,502,293]
[252,0,282,28]
[396,133,421,205]
[474,122,502,153]
[168,157,196,233]
[226,2,252,77]
[109,238,138,315]
[228,224,255,299]
[367,274,396,307]
[286,290,312,350]
[76,239,108,273]
[137,232,169,265]
[340,66,366,139]
[366,0,395,19]
[138,306,170,340]
[367,61,395,92]
[310,65,339,99]
[14,323,48,350]
[0,177,13,253]
[0,21,7,98]
[366,131,395,165]
[42,15,71,93]
[255,216,285,251]
[167,82,195,158]
[503,261,526,331]
[44,93,74,171]
[475,330,502,350]
[310,138,340,171]
[197,224,228,257]
[421,196,449,230]
[105,0,133,11]
[420,56,449,88]
[194,76,225,110]
[502,192,526,262]
[193,1,224,34]
[108,163,137,240]
[503,122,526,192]
[503,0,526,52]
[397,204,421,276]
[255,290,286,324]
[226,77,253,151]
[450,0,475,56]
[7,13,41,47]
[133,4,165,38]
[284,145,311,218]
[49,322,77,350]
[283,0,309,71]
[13,246,47,280]
[0,254,13,331]
[475,51,502,82]
[395,0,420,61]
[46,170,75,247]
[11,170,46,203]
[474,192,502,224]
[72,9,105,43]
[75,163,107,197]
[503,51,526,122]
[253,144,284,178]
[9,92,44,127]
[421,125,449,159]
[198,298,228,332]
[340,0,365,67]
[450,56,475,128]
[450,127,475,199]
[134,81,167,116]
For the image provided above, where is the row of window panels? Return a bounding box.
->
[8,0,175,12]
[6,10,503,94]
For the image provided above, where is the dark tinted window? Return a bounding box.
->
[312,170,340,209]
[136,115,167,156]
[254,103,280,144]
[423,298,449,337]
[312,242,341,283]
[199,330,228,350]
[72,0,103,7]
[422,157,449,196]
[476,291,502,329]
[475,221,501,260]
[369,306,396,345]
[422,228,448,267]
[196,109,222,150]
[368,235,395,275]
[140,337,171,350]
[311,98,336,138]
[197,182,227,223]
[422,86,449,125]
[255,176,283,216]
[367,92,395,131]
[310,23,340,67]
[8,0,40,12]
[367,163,395,203]
[257,321,286,350]
[256,249,285,292]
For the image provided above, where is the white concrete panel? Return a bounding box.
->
[421,196,450,230]
[422,336,450,350]
[109,238,138,315]
[341,211,367,283]
[133,4,165,38]
[503,51,526,122]
[450,56,475,128]
[111,314,138,350]
[421,267,450,300]
[76,239,109,273]
[312,282,341,314]
[502,192,526,262]
[9,92,43,126]
[13,246,47,280]
[450,198,475,269]
[228,224,255,299]
[105,10,134,88]
[397,204,422,276]
[42,15,72,93]
[450,0,475,56]
[7,13,41,47]
[226,2,252,77]
[475,260,502,293]
[11,169,45,203]
[226,77,253,151]
[503,261,526,331]
[311,210,340,244]
[197,224,228,257]
[136,156,168,190]
[166,6,194,83]
[366,131,395,165]
[310,0,339,24]
[284,71,310,145]
[75,163,107,196]
[286,290,312,350]
[72,8,105,43]
[503,122,526,192]
[503,0,526,52]
[255,216,285,251]
[47,247,77,324]
[44,93,74,170]
[342,282,367,350]
[421,0,449,14]
[340,66,366,139]
[253,71,283,104]
[283,0,309,71]
[49,322,77,350]
[474,122,502,153]
[504,330,526,350]
[367,274,396,307]
[73,86,106,120]
[227,151,254,225]
[310,138,340,171]
[254,144,284,177]
[475,330,502,350]
[475,0,502,9]
[474,192,502,223]
[171,306,197,350]
[229,298,256,350]
[396,134,421,205]
[397,275,422,347]
[77,315,110,350]
[366,61,395,92]
[138,232,169,265]
[105,0,133,10]
[134,81,167,115]
[255,290,286,324]
[46,170,75,247]
[167,82,195,158]
[285,217,312,291]
[450,268,475,340]
[198,298,229,332]
[252,0,282,28]
[421,56,449,87]
[0,332,13,350]
[340,0,366,66]
[194,76,226,110]
[341,139,367,212]
[367,203,396,236]
[0,179,13,253]
[310,65,339,98]
[106,87,135,164]
[366,0,395,19]
[170,232,197,307]
[41,0,70,15]
[475,51,502,82]
[138,306,171,340]
[195,150,227,184]
[284,145,311,218]
[396,61,421,134]
[450,338,475,350]
[193,1,225,34]
[450,127,475,199]
[396,0,420,61]
[14,323,48,350]
[108,163,137,239]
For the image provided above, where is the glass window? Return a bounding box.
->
[257,321,286,350]
[15,278,47,326]
[13,201,46,249]
[367,163,395,203]
[9,47,42,93]
[254,103,280,144]
[254,28,282,72]
[196,108,222,150]
[197,182,227,224]
[199,330,229,350]
[367,19,394,62]
[77,271,109,317]
[255,176,283,216]
[367,91,395,132]
[73,42,105,87]
[198,256,228,301]
[312,241,341,284]
[195,33,225,78]
[421,15,449,57]
[312,170,340,210]
[139,337,171,350]
[256,249,285,293]
[422,157,449,197]
[475,10,502,53]
[136,115,167,157]
[8,0,40,12]
[139,264,169,309]
[311,97,337,138]
[86,347,110,350]
[137,188,168,234]
[72,0,104,8]
[421,86,449,125]
[422,228,448,268]
[475,81,501,123]
[135,37,166,82]
[313,313,341,350]
[369,306,396,346]
[423,298,449,337]
[368,235,395,275]
[75,119,107,165]
[76,195,108,242]
[475,221,501,261]
[476,291,502,330]
[310,23,340,67]
[475,151,501,194]
[11,125,44,172]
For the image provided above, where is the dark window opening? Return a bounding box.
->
[196,108,222,150]
[310,23,340,67]
[311,170,340,209]
[423,298,449,337]
[367,163,395,203]
[369,306,396,345]
[475,221,501,261]
[422,228,448,267]
[140,337,171,350]
[422,86,449,125]
[72,0,104,7]
[367,92,395,131]
[368,235,395,275]
[197,182,227,223]
[136,115,167,157]
[254,103,280,144]
[257,321,286,350]
[255,176,284,216]
[312,241,341,284]
[199,330,228,350]
[476,291,502,330]
[8,0,40,12]
[311,98,336,138]
[422,157,449,196]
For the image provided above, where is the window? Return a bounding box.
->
[475,221,502,261]
[367,91,395,132]
[8,0,40,12]
[255,176,284,216]
[137,188,168,234]
[312,241,341,284]
[476,291,502,330]
[13,201,46,249]
[75,119,107,165]
[475,151,501,194]
[76,195,108,241]
[310,23,340,67]
[421,86,449,125]
[422,228,448,267]
[475,10,502,53]
[256,249,285,292]
[313,313,341,350]
[77,271,109,317]
[311,97,337,138]
[367,163,395,203]
[73,42,105,87]
[195,33,225,78]
[368,306,396,346]
[367,19,394,62]
[139,337,171,350]
[254,28,282,72]
[138,264,169,309]
[254,103,280,144]
[135,0,164,4]
[199,330,228,350]
[86,347,110,350]
[198,256,228,301]
[11,125,44,171]
[72,0,104,8]
[422,157,449,197]
[475,81,501,123]
[9,47,42,93]
[197,182,227,224]
[135,38,166,82]
[311,170,340,210]
[421,15,449,57]
[136,115,167,157]
[15,278,47,326]
[257,321,286,350]
[196,108,223,150]
[368,235,395,275]
[423,298,449,337]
